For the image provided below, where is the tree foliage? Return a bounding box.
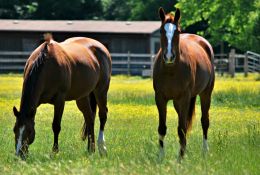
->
[0,0,103,20]
[176,0,260,52]
[0,0,176,20]
[129,0,176,20]
[0,0,259,52]
[102,0,176,20]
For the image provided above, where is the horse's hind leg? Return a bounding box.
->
[52,96,65,153]
[94,89,109,156]
[76,96,95,153]
[200,90,213,153]
[155,93,167,160]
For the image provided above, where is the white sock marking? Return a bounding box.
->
[98,130,107,155]
[159,134,165,160]
[164,23,176,61]
[203,138,209,152]
[159,135,164,142]
[16,125,25,155]
[98,130,105,143]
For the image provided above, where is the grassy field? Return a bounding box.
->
[0,74,259,175]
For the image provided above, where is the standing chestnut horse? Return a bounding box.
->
[13,35,111,159]
[153,8,215,160]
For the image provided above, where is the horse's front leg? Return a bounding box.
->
[155,93,167,160]
[174,95,191,161]
[52,96,65,153]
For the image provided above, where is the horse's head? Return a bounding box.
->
[13,106,35,160]
[159,7,181,64]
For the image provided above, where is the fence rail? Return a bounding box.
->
[214,49,259,77]
[0,50,259,77]
[110,52,154,76]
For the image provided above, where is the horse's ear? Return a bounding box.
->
[174,8,181,23]
[13,106,20,118]
[159,7,165,22]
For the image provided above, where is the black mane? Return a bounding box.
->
[29,49,46,76]
[20,44,47,118]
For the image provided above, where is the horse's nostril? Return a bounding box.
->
[172,53,176,58]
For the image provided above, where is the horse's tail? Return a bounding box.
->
[81,92,97,141]
[187,96,196,132]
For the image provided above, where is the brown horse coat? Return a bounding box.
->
[154,33,214,99]
[13,36,111,158]
[153,8,215,160]
[23,37,111,105]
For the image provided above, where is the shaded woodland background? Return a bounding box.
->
[0,0,259,52]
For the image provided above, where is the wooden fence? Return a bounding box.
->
[0,51,29,71]
[0,50,259,77]
[214,49,260,77]
[111,52,154,76]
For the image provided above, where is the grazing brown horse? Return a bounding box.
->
[153,8,215,160]
[13,34,111,159]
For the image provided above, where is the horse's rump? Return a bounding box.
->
[180,34,214,64]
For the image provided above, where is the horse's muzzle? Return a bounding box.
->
[164,53,176,64]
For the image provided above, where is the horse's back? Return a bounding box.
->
[62,37,111,64]
[60,37,111,99]
[61,37,111,75]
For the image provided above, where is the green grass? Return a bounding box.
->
[0,73,259,174]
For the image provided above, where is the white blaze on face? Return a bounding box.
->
[16,125,25,155]
[164,23,177,60]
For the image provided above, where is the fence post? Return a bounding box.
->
[229,49,235,77]
[244,52,248,77]
[127,51,130,75]
[150,54,154,78]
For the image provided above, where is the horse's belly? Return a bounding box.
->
[65,67,100,100]
[65,85,94,101]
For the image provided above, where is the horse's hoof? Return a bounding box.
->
[177,155,182,163]
[203,146,209,153]
[202,146,209,157]
[203,140,209,155]
[20,153,27,161]
[52,147,59,153]
[177,150,185,163]
[98,142,107,156]
[87,144,95,154]
[158,147,165,161]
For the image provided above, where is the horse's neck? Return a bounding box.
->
[20,72,41,116]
